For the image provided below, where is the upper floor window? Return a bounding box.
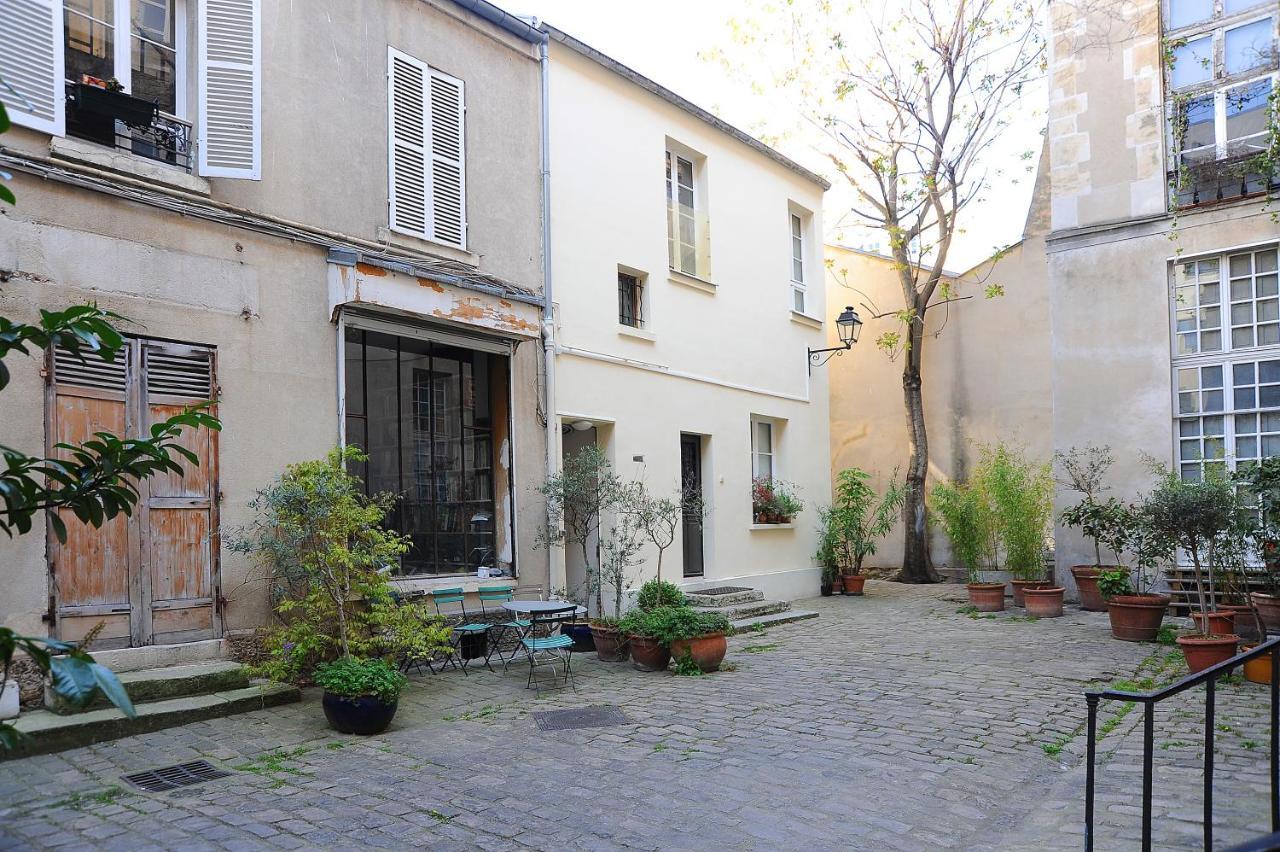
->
[618,269,645,328]
[751,419,774,480]
[665,141,708,278]
[1,0,260,179]
[388,47,467,250]
[1165,0,1278,205]
[1175,246,1279,355]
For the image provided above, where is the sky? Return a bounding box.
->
[492,0,1046,272]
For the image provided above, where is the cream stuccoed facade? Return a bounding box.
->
[0,0,549,649]
[543,26,834,603]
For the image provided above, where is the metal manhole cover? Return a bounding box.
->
[122,760,231,792]
[533,705,631,732]
[690,586,753,596]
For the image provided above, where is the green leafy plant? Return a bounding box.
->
[931,477,997,584]
[978,444,1053,581]
[673,653,704,677]
[635,579,685,611]
[1234,457,1280,596]
[819,467,904,576]
[752,477,803,523]
[1057,446,1120,571]
[1097,568,1133,599]
[618,606,729,645]
[313,658,406,703]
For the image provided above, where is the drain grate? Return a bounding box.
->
[122,760,231,792]
[689,586,753,596]
[533,705,631,732]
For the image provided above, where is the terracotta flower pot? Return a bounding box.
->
[1251,592,1280,632]
[1220,604,1264,643]
[1243,646,1275,685]
[842,574,867,595]
[669,633,727,673]
[1071,565,1107,612]
[1010,579,1049,608]
[1106,594,1170,642]
[1190,610,1236,636]
[628,635,671,672]
[1024,586,1065,618]
[1177,633,1240,674]
[967,582,1006,612]
[590,624,628,662]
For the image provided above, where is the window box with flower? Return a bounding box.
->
[752,477,803,525]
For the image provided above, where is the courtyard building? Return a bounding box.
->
[0,0,550,650]
[542,24,834,602]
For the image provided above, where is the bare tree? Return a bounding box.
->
[719,0,1044,581]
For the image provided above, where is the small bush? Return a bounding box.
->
[313,658,406,702]
[618,606,730,644]
[636,579,685,612]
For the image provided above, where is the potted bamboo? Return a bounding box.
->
[932,470,1003,611]
[819,467,904,597]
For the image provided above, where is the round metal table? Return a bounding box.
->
[501,600,587,617]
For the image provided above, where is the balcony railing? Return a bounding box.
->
[64,82,193,173]
[1170,151,1280,209]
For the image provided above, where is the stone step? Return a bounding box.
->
[729,609,820,634]
[695,599,792,621]
[685,589,765,607]
[5,682,301,760]
[90,639,227,674]
[44,661,250,715]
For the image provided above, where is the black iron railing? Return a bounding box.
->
[1170,154,1280,209]
[1085,636,1280,851]
[64,82,193,172]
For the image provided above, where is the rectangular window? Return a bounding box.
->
[790,212,807,314]
[1173,245,1280,480]
[666,148,699,276]
[751,419,774,480]
[618,270,644,328]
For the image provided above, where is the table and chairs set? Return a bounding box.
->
[397,585,586,690]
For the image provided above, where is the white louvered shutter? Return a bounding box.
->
[388,48,430,239]
[198,0,261,179]
[0,0,65,135]
[428,70,466,248]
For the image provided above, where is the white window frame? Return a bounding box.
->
[63,0,189,119]
[665,139,708,279]
[750,417,776,481]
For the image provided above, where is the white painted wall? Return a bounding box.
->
[546,42,831,604]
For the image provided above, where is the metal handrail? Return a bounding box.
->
[1085,636,1280,851]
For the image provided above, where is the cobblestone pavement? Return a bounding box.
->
[0,581,1274,850]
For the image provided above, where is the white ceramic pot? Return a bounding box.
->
[0,679,20,720]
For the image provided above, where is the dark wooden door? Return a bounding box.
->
[680,434,704,578]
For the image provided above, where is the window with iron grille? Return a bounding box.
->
[618,271,644,328]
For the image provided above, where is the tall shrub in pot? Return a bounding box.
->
[1058,446,1124,611]
[980,445,1055,608]
[820,467,904,595]
[931,475,1001,611]
[1095,505,1172,642]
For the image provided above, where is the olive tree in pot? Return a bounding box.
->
[932,473,1002,611]
[982,445,1056,610]
[820,467,904,596]
[227,448,451,735]
[1139,465,1243,672]
[1058,446,1126,611]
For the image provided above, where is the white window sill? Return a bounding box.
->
[378,226,479,267]
[668,268,717,295]
[749,523,795,531]
[790,311,823,330]
[617,325,656,342]
[50,135,210,196]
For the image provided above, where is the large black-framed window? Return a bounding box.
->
[344,327,496,576]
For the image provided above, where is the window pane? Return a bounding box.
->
[64,9,115,83]
[1261,275,1280,297]
[1226,79,1273,148]
[1239,436,1259,458]
[1181,419,1203,436]
[1171,37,1213,88]
[344,328,364,416]
[1260,299,1279,322]
[1225,0,1269,12]
[1237,386,1258,408]
[1179,367,1201,391]
[1237,413,1257,434]
[1260,360,1280,383]
[1225,18,1274,76]
[1169,0,1214,28]
[1202,330,1222,351]
[1260,250,1279,274]
[1204,389,1224,411]
[793,287,805,313]
[1262,385,1280,408]
[1261,325,1280,345]
[1200,282,1220,303]
[1204,414,1225,435]
[1201,305,1221,327]
[1232,278,1254,300]
[755,421,772,454]
[1181,439,1203,460]
[1263,411,1280,431]
[1180,391,1199,414]
[1235,362,1257,384]
[1232,302,1255,324]
[1234,327,1256,348]
[363,332,400,497]
[1202,365,1223,387]
[131,37,177,113]
[1182,96,1217,149]
[133,0,172,43]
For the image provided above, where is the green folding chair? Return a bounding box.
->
[477,586,529,670]
[431,588,493,675]
[521,604,578,691]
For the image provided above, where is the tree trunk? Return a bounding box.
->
[900,328,940,584]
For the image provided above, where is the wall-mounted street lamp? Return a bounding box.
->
[807,306,862,372]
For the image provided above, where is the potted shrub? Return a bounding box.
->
[1236,458,1280,632]
[1057,446,1127,612]
[618,581,690,671]
[984,445,1055,608]
[753,477,803,524]
[819,467,904,597]
[315,657,406,736]
[815,511,840,596]
[932,473,1003,611]
[620,605,732,674]
[1141,466,1242,672]
[668,610,732,673]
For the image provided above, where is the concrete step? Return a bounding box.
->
[5,682,301,760]
[730,609,820,634]
[685,589,765,607]
[696,599,792,621]
[90,639,227,674]
[44,661,250,715]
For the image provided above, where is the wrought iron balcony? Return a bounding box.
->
[64,82,193,173]
[1170,151,1280,209]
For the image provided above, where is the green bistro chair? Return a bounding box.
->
[430,588,493,675]
[477,586,529,670]
[521,604,578,691]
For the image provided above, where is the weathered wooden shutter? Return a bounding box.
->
[388,49,467,248]
[428,69,466,247]
[49,344,136,649]
[198,0,261,179]
[388,48,430,239]
[141,342,219,644]
[0,0,65,135]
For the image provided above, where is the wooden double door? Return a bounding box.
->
[48,338,220,649]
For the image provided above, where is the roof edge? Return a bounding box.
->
[542,23,831,191]
[449,0,548,44]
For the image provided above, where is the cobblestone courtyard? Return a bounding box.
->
[1,581,1274,851]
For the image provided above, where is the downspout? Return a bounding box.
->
[538,32,567,595]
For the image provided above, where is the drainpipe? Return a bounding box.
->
[538,32,567,596]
